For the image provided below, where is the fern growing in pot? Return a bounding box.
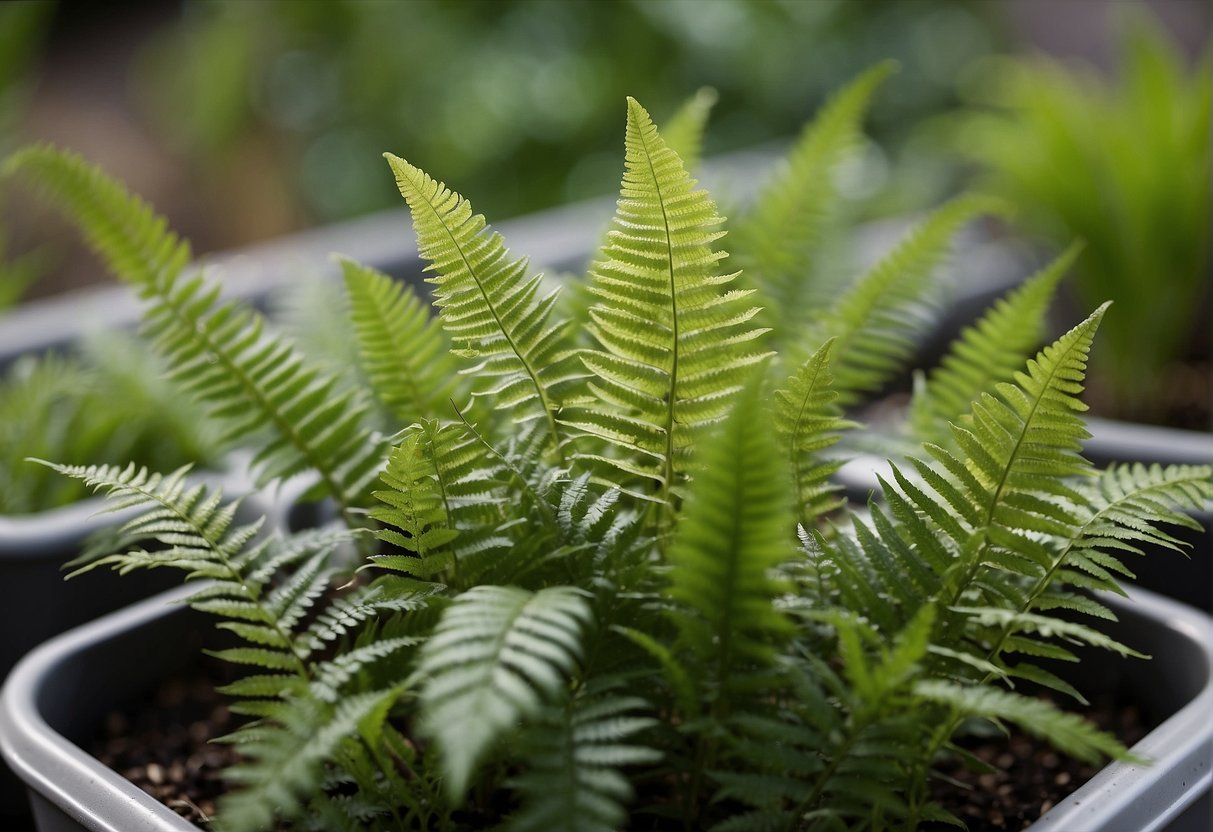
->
[4,69,1210,831]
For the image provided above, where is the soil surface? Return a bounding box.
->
[94,674,1148,830]
[92,668,238,826]
[927,694,1149,831]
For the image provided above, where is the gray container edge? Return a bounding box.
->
[1,584,1209,832]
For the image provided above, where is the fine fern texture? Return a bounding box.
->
[13,68,1212,832]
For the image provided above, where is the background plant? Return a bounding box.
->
[8,74,1210,831]
[959,8,1212,423]
[0,331,221,515]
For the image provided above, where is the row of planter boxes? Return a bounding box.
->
[1,195,1210,830]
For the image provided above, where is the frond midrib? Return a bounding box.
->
[633,104,681,509]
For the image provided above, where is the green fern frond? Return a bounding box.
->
[660,87,718,174]
[385,153,580,447]
[909,242,1080,443]
[507,694,660,832]
[564,97,771,509]
[666,382,795,690]
[915,680,1132,765]
[6,147,383,516]
[219,687,403,832]
[773,338,853,527]
[902,304,1109,604]
[803,194,1000,403]
[370,420,514,587]
[340,257,460,424]
[3,145,190,292]
[731,61,895,340]
[415,584,594,798]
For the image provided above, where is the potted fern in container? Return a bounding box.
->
[2,76,1211,832]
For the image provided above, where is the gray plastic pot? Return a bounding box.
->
[0,461,261,827]
[0,584,1209,832]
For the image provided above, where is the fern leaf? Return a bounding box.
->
[385,153,579,446]
[666,382,795,688]
[3,145,190,291]
[564,97,771,508]
[370,420,514,587]
[6,147,383,514]
[660,87,717,174]
[415,584,594,798]
[803,194,1000,403]
[732,61,895,339]
[915,680,1133,765]
[909,242,1079,443]
[773,338,853,527]
[507,694,660,832]
[219,687,403,832]
[340,256,460,424]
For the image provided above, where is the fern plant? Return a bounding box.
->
[8,66,1210,832]
[959,7,1211,423]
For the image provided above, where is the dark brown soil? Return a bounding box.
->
[94,675,1148,830]
[927,694,1149,831]
[92,669,239,826]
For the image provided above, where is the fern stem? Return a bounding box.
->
[632,107,682,526]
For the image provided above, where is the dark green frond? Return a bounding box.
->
[219,687,403,832]
[666,383,795,684]
[340,257,460,424]
[909,242,1079,443]
[415,584,594,798]
[507,694,660,832]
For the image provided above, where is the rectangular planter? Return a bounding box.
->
[1,582,1209,832]
[0,462,260,825]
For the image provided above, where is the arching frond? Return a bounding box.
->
[6,147,383,516]
[773,338,853,527]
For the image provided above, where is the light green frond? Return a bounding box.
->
[804,194,1001,403]
[565,97,772,508]
[773,338,853,527]
[507,695,660,832]
[732,61,895,339]
[340,257,460,424]
[660,86,717,174]
[910,242,1079,443]
[7,146,383,516]
[666,383,795,684]
[386,153,580,447]
[415,584,594,799]
[915,680,1133,765]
